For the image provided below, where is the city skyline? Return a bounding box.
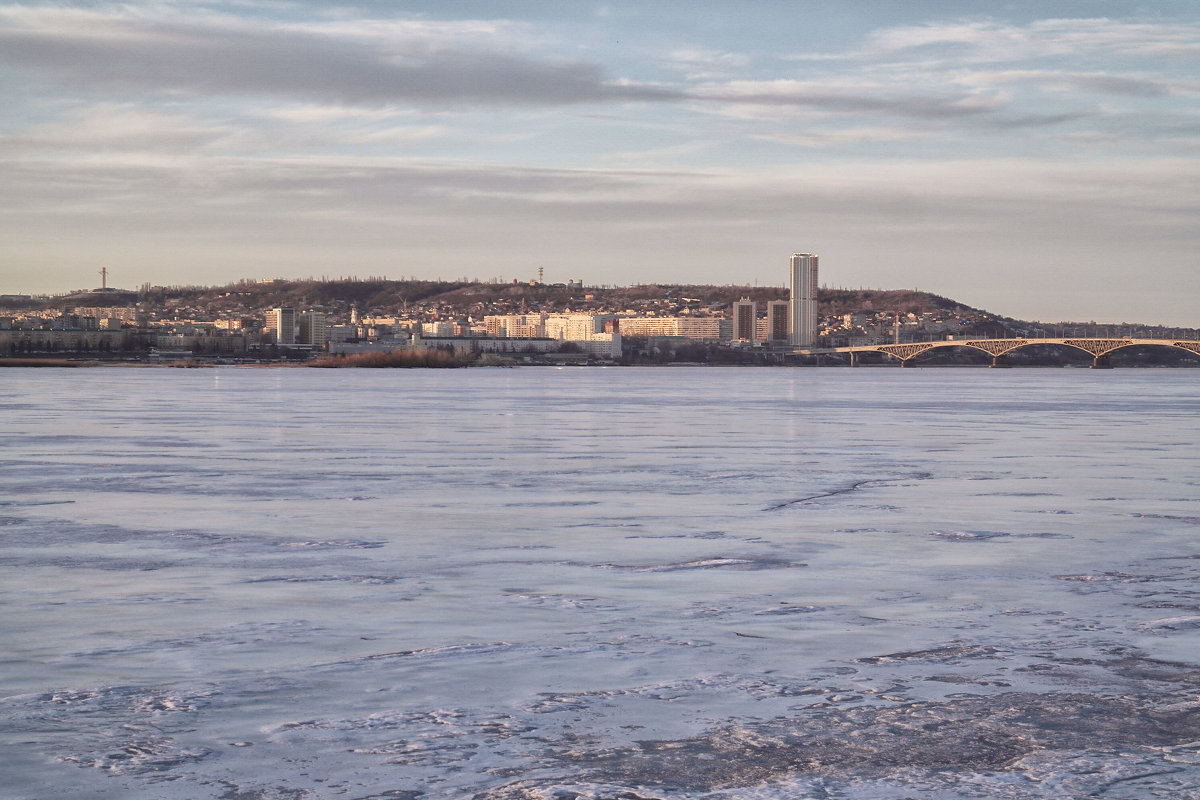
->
[2,2,1199,326]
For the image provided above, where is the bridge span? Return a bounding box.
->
[802,338,1200,368]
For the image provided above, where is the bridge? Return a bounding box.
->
[803,338,1200,368]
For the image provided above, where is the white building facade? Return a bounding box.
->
[615,316,722,340]
[789,253,818,347]
[542,313,615,341]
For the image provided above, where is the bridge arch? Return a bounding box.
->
[840,338,1200,368]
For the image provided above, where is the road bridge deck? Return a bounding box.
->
[799,338,1200,368]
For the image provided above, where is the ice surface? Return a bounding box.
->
[2,366,1200,799]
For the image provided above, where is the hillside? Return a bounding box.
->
[9,279,1197,345]
[14,279,980,319]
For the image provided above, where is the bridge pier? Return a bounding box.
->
[1091,355,1113,369]
[990,355,1011,368]
[848,351,859,367]
[900,359,915,368]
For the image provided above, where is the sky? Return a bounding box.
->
[1,1,1198,325]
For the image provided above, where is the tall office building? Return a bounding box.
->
[732,298,757,341]
[265,307,296,345]
[789,253,818,347]
[298,311,327,348]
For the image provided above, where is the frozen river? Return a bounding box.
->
[3,365,1200,799]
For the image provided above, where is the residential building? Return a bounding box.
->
[615,316,722,340]
[732,298,756,341]
[483,313,546,338]
[767,300,789,342]
[542,313,615,341]
[789,253,818,347]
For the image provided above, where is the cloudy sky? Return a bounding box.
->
[2,1,1198,324]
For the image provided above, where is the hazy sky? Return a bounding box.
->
[2,1,1198,324]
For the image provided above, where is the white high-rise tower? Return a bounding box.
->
[789,253,819,347]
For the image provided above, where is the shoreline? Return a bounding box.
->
[2,357,1197,370]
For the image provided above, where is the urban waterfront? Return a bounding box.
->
[3,366,1200,799]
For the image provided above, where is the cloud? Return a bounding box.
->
[262,104,420,123]
[752,19,1200,143]
[959,68,1200,98]
[4,5,1195,147]
[690,80,1007,118]
[665,46,752,79]
[0,104,232,156]
[1066,73,1179,97]
[339,125,450,145]
[0,6,679,106]
[858,18,1200,63]
[6,128,1196,222]
[752,126,924,147]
